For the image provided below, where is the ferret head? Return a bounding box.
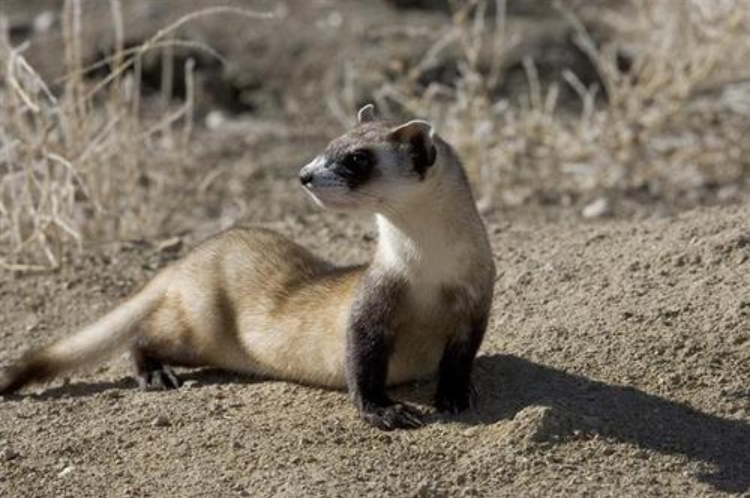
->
[299,105,440,212]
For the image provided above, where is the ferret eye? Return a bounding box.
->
[344,150,373,172]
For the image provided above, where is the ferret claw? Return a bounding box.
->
[361,402,425,431]
[136,366,183,391]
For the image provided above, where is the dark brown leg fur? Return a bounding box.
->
[132,347,183,391]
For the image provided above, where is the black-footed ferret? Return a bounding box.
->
[0,105,496,430]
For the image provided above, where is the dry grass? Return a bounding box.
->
[3,0,749,269]
[374,0,750,209]
[0,1,271,272]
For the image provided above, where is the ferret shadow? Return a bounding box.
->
[9,368,259,401]
[407,354,749,494]
[7,354,748,493]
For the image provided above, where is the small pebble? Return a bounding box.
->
[463,427,479,437]
[205,110,227,130]
[105,390,124,400]
[1,447,19,461]
[57,466,74,478]
[33,11,56,33]
[582,198,612,219]
[151,415,171,428]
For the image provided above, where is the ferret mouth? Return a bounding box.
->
[302,186,360,210]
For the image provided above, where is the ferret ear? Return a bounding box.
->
[388,120,437,178]
[357,104,377,124]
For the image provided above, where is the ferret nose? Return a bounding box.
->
[299,170,314,187]
[300,156,326,186]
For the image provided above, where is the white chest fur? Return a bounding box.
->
[375,214,478,286]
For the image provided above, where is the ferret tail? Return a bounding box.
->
[0,273,170,395]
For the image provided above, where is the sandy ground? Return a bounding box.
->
[1,201,748,498]
[1,1,749,497]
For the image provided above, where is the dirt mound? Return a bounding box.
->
[1,203,747,497]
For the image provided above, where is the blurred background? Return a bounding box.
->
[2,0,749,269]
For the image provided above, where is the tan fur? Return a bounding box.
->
[1,118,494,396]
[137,228,363,387]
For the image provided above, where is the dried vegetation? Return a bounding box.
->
[374,0,750,209]
[0,0,269,271]
[2,0,749,269]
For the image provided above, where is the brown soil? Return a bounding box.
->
[1,1,749,497]
[2,203,748,498]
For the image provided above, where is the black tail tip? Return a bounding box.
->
[0,355,54,396]
[0,366,26,396]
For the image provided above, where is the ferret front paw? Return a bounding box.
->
[360,402,424,431]
[434,389,473,414]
